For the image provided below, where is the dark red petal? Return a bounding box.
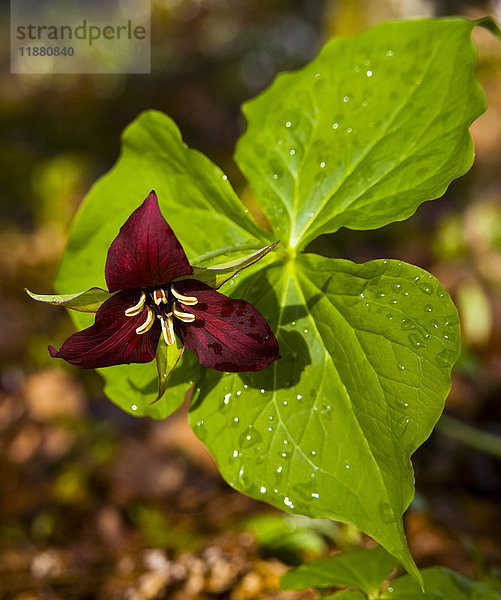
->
[105,191,193,292]
[173,280,279,372]
[49,290,160,368]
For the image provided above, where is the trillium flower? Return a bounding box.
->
[27,191,280,398]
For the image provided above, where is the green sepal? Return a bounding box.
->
[189,241,280,289]
[155,336,185,402]
[25,287,114,313]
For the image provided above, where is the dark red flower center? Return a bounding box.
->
[124,284,198,345]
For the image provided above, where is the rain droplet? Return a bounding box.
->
[283,400,288,406]
[268,415,274,421]
[289,149,295,156]
[343,96,350,102]
[231,417,240,427]
[377,291,385,298]
[386,314,393,320]
[419,284,433,295]
[272,173,278,180]
[320,161,326,168]
[239,426,262,448]
[401,318,416,331]
[321,404,332,419]
[332,122,339,129]
[220,393,232,413]
[424,304,433,312]
[366,70,373,77]
[131,405,137,411]
[346,127,353,133]
[311,450,316,456]
[260,486,266,493]
[222,175,227,180]
[296,394,303,400]
[398,364,405,370]
[408,333,426,348]
[312,492,319,498]
[430,319,439,328]
[391,282,402,293]
[303,329,309,334]
[285,121,291,128]
[386,50,394,56]
[284,497,294,508]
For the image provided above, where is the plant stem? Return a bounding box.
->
[437,414,501,460]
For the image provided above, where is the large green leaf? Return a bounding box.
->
[190,254,460,578]
[281,547,397,596]
[54,110,269,418]
[235,18,486,250]
[282,552,500,599]
[381,567,500,599]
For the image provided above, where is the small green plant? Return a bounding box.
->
[29,15,501,592]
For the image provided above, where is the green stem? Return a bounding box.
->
[437,414,501,460]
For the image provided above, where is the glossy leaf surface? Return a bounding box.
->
[190,254,460,578]
[236,18,485,250]
[281,547,397,595]
[381,567,500,599]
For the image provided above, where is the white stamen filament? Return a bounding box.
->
[171,285,198,305]
[173,304,195,323]
[125,291,146,316]
[135,306,155,334]
[159,314,176,345]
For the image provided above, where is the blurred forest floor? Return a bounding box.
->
[1,0,501,598]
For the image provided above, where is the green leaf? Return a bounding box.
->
[190,254,460,579]
[323,592,367,600]
[281,547,397,595]
[25,287,113,313]
[155,337,185,402]
[380,567,501,599]
[191,241,280,289]
[54,110,268,418]
[235,18,486,251]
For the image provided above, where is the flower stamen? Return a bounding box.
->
[135,306,155,334]
[159,314,176,345]
[170,285,198,305]
[153,288,168,305]
[125,291,146,316]
[173,304,195,323]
